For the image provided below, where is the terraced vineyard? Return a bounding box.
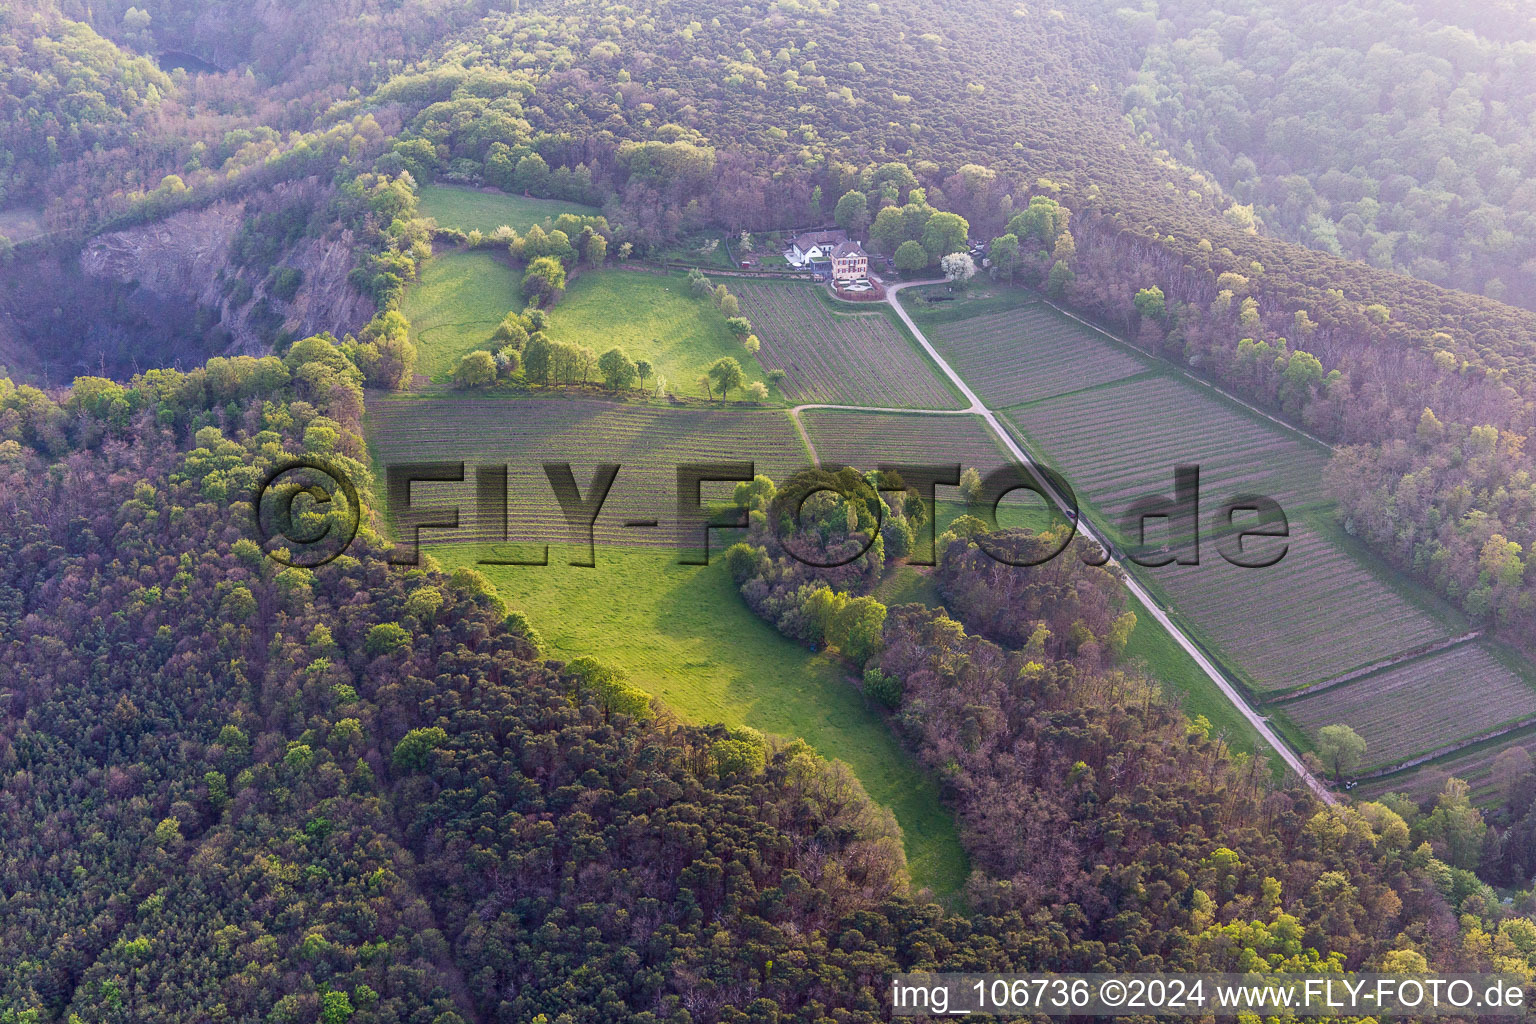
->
[802,408,1011,474]
[1007,374,1332,524]
[1149,519,1452,694]
[733,281,963,409]
[1358,726,1536,805]
[927,304,1151,408]
[998,371,1454,694]
[1281,644,1536,772]
[368,396,810,550]
[883,295,1536,776]
[800,408,1055,526]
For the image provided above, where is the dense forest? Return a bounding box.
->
[0,6,170,209]
[1118,0,1536,308]
[0,352,921,1023]
[6,0,1536,1017]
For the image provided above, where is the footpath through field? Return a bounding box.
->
[882,280,1337,805]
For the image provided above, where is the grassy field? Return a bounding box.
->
[418,185,600,234]
[428,542,970,900]
[400,250,522,383]
[401,261,775,398]
[543,270,776,401]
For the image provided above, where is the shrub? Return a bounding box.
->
[454,350,497,388]
[724,542,765,584]
[567,656,653,721]
[392,727,448,772]
[504,610,545,654]
[863,666,904,708]
[711,737,767,780]
[270,267,304,302]
[365,622,411,655]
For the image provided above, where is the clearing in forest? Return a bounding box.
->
[428,542,969,898]
[542,270,774,401]
[0,205,45,242]
[418,184,600,234]
[401,250,522,383]
[402,262,775,398]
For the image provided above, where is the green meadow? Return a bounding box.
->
[403,256,777,397]
[542,270,775,401]
[427,542,970,901]
[400,250,522,383]
[418,184,600,234]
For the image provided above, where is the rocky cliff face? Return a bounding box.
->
[81,182,374,355]
[82,202,242,309]
[279,230,376,346]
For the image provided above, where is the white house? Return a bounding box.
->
[785,229,848,267]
